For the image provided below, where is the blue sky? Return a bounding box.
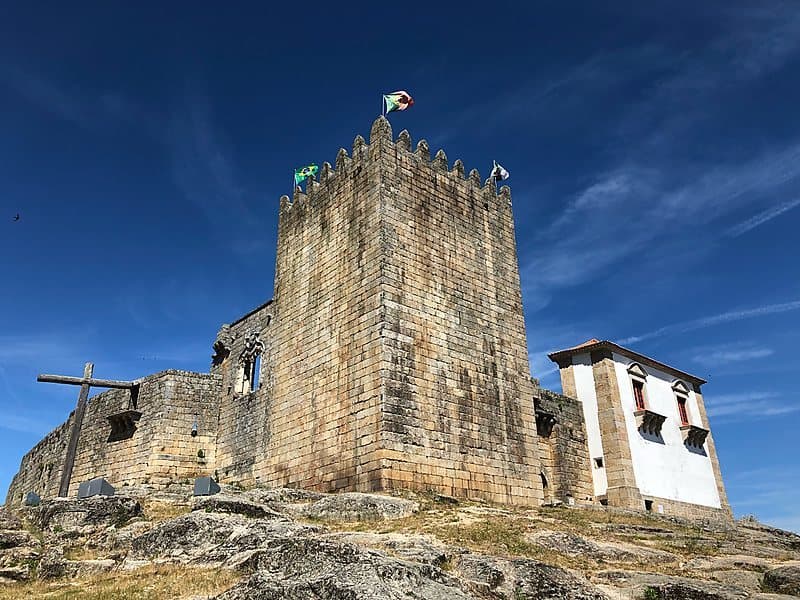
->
[1,2,798,530]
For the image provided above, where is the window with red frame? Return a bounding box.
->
[677,396,689,425]
[632,380,646,410]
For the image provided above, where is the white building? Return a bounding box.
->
[548,339,730,519]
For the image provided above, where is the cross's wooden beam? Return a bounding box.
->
[37,374,139,389]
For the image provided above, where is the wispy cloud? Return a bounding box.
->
[692,343,774,367]
[0,64,159,136]
[706,391,798,420]
[168,94,266,255]
[505,6,800,295]
[0,413,51,436]
[726,465,800,533]
[618,300,800,344]
[726,197,800,237]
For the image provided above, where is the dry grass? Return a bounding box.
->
[0,565,241,600]
[316,499,718,576]
[140,500,192,523]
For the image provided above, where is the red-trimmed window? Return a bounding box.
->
[677,396,689,425]
[633,380,646,410]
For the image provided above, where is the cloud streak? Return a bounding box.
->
[692,344,774,367]
[726,197,800,237]
[618,300,800,344]
[705,391,798,420]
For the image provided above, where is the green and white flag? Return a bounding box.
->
[294,164,319,186]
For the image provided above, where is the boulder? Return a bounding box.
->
[0,508,23,531]
[298,493,419,522]
[246,487,326,507]
[0,565,29,582]
[192,494,285,519]
[592,570,749,599]
[762,563,800,596]
[527,530,678,563]
[129,511,320,567]
[0,529,38,550]
[33,496,142,532]
[217,537,474,599]
[325,531,463,567]
[457,554,608,599]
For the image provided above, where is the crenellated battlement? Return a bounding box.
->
[281,116,511,217]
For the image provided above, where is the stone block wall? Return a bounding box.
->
[262,130,385,493]
[211,301,274,484]
[6,418,73,504]
[6,370,221,503]
[534,386,593,504]
[371,118,542,505]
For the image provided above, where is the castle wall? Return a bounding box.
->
[5,417,73,504]
[211,301,274,483]
[372,119,542,505]
[6,370,220,503]
[534,387,593,504]
[261,133,385,492]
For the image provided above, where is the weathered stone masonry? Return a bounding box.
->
[7,371,220,502]
[8,116,728,519]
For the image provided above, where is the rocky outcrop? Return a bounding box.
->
[31,496,142,532]
[0,506,40,582]
[129,510,319,568]
[458,554,607,599]
[1,490,799,600]
[220,537,475,599]
[762,563,800,595]
[528,530,679,563]
[192,494,284,519]
[295,492,419,522]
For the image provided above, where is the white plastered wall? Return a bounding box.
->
[571,353,608,496]
[612,353,721,508]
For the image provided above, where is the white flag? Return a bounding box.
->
[491,160,509,181]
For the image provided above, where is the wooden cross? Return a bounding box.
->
[37,362,139,497]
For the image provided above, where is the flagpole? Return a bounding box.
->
[381,95,385,117]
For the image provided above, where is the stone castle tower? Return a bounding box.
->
[8,116,549,506]
[210,116,543,505]
[7,117,729,520]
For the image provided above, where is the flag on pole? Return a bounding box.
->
[383,90,414,114]
[294,164,319,186]
[490,160,509,182]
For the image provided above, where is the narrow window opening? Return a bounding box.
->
[632,379,646,410]
[676,396,689,425]
[644,499,653,512]
[252,354,262,390]
[540,472,548,489]
[594,457,604,468]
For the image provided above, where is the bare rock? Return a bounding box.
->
[0,507,23,531]
[33,496,142,532]
[325,531,463,567]
[0,529,38,550]
[217,537,474,599]
[298,493,419,522]
[129,511,320,566]
[709,569,764,592]
[528,530,678,564]
[0,565,29,582]
[457,554,608,599]
[762,563,800,596]
[192,494,286,519]
[246,487,326,506]
[593,570,749,599]
[684,554,774,572]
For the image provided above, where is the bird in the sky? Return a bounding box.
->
[13,213,20,221]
